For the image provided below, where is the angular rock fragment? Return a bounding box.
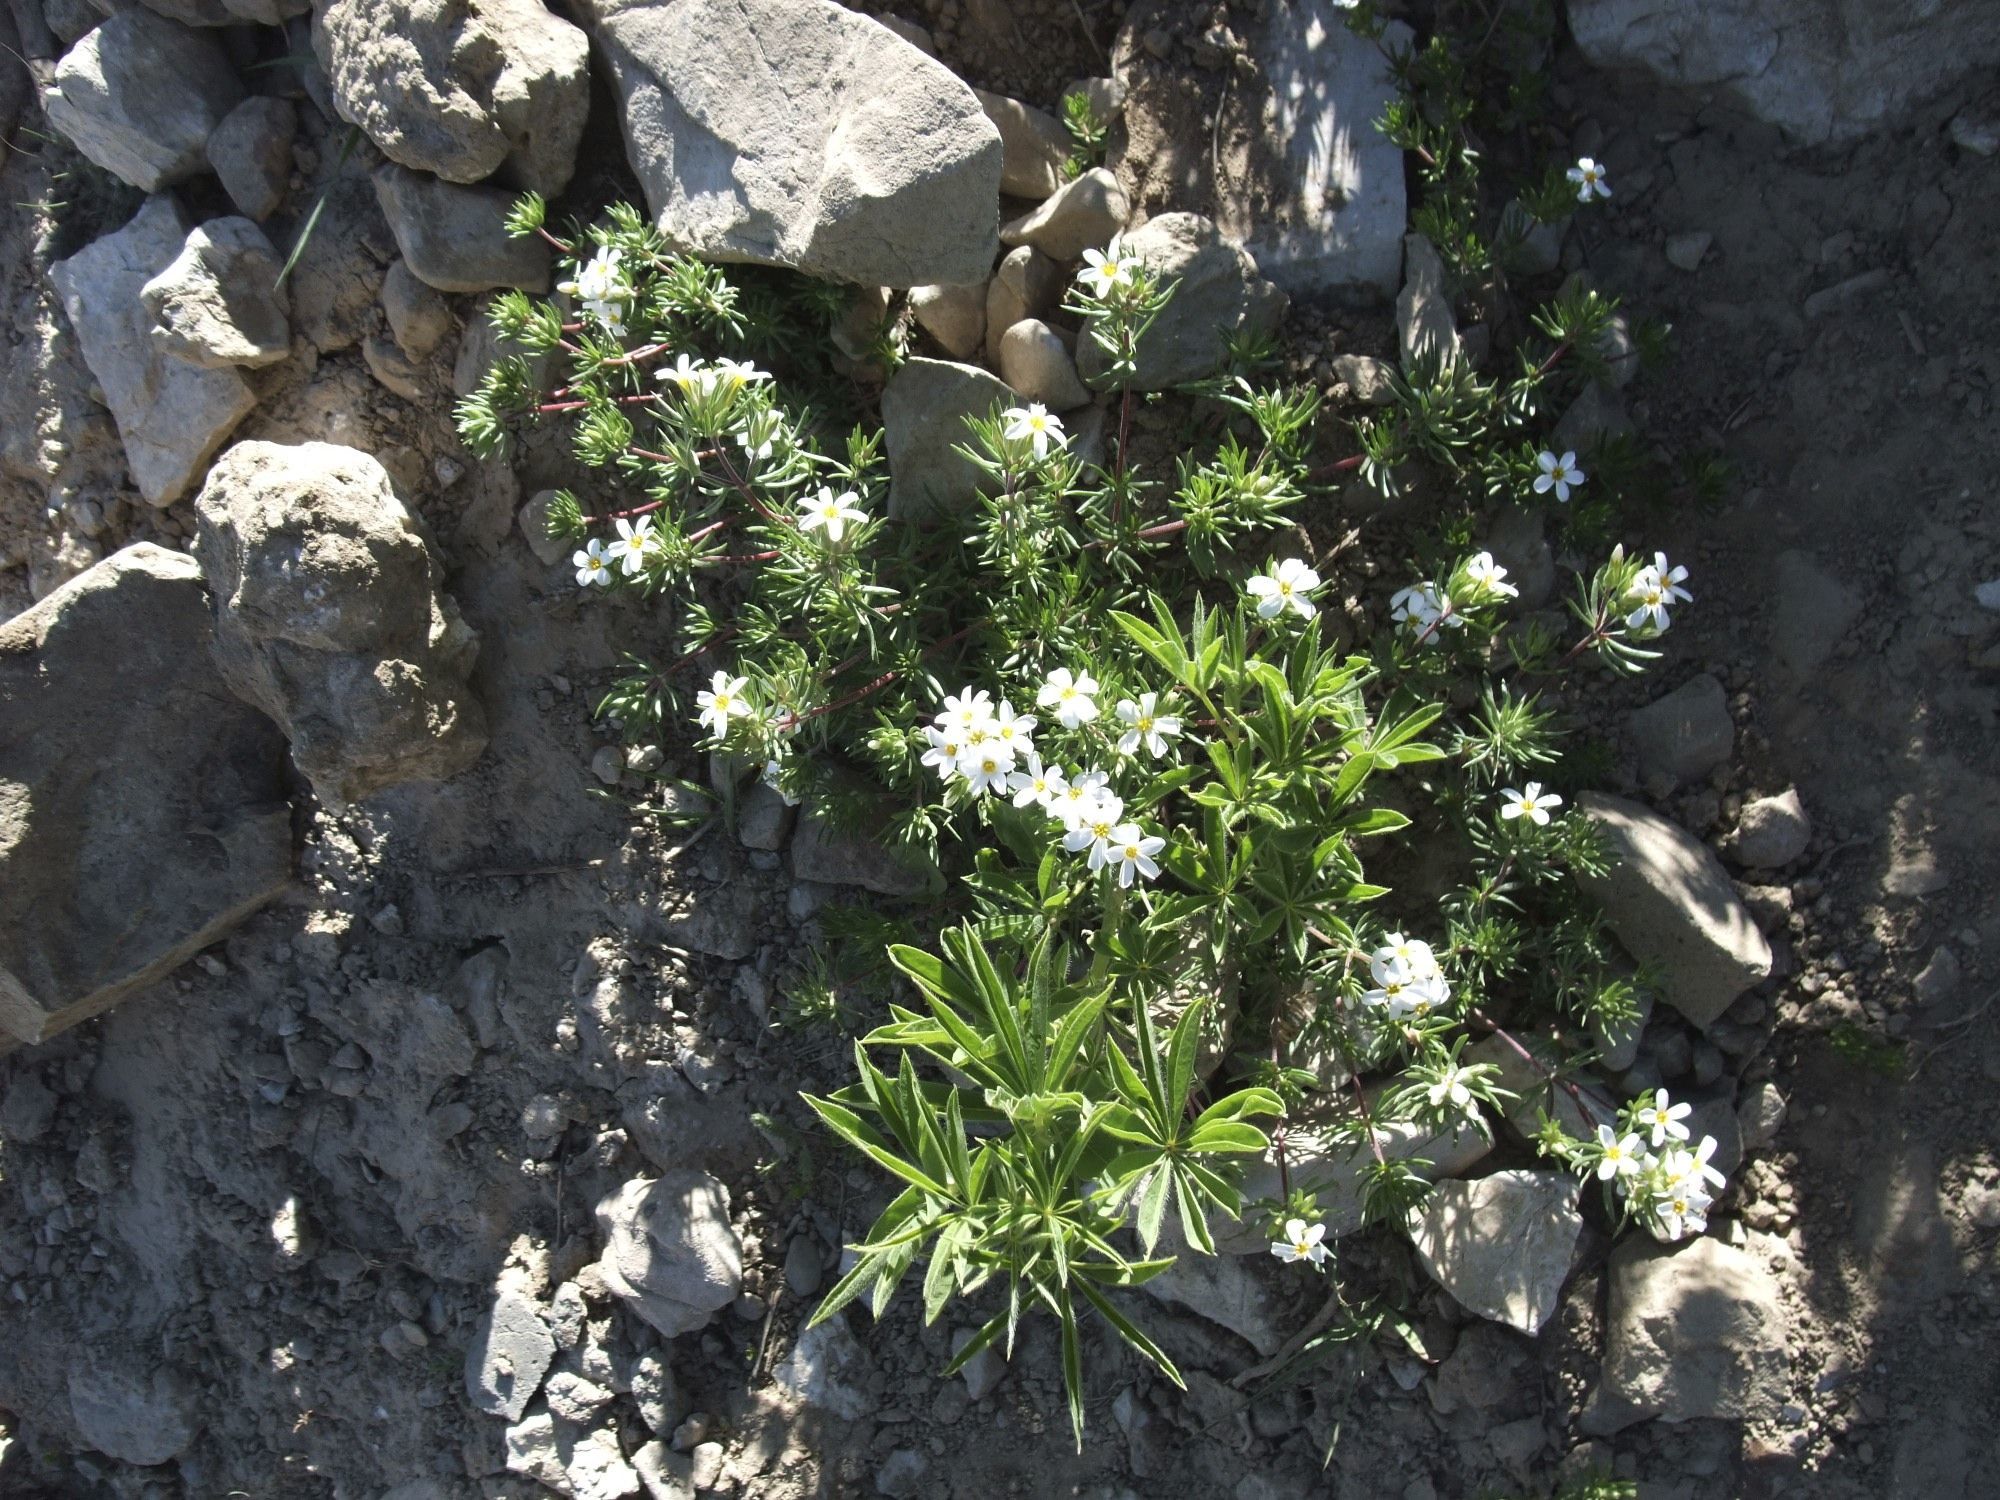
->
[207,96,298,222]
[192,440,488,804]
[1410,1170,1582,1336]
[0,545,290,1047]
[579,0,1003,286]
[316,0,591,195]
[48,197,258,505]
[374,165,552,293]
[45,11,243,191]
[465,1289,557,1422]
[879,358,1017,523]
[1397,233,1458,372]
[593,1173,743,1338]
[1575,793,1773,1029]
[141,216,291,369]
[1627,672,1733,789]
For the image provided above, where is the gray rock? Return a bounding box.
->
[544,1370,613,1424]
[373,164,552,294]
[363,332,428,401]
[880,358,1017,522]
[1589,987,1654,1074]
[192,441,488,805]
[1499,199,1566,275]
[1398,233,1458,373]
[1768,550,1862,678]
[1664,230,1713,272]
[1332,353,1398,407]
[1628,673,1733,789]
[382,259,454,360]
[316,0,590,195]
[767,1315,873,1419]
[0,1072,57,1143]
[1913,946,1961,1010]
[1583,1235,1788,1433]
[207,96,297,222]
[629,1350,680,1434]
[1411,1170,1582,1337]
[975,88,1071,199]
[985,247,1063,359]
[141,216,290,369]
[139,0,311,22]
[579,0,1002,287]
[1464,1033,1616,1143]
[736,782,797,852]
[790,798,944,895]
[48,197,258,506]
[566,1429,643,1500]
[593,1172,743,1338]
[876,1449,929,1500]
[1483,503,1555,609]
[518,491,571,567]
[503,1407,567,1493]
[1731,788,1811,869]
[1077,213,1286,390]
[997,318,1090,410]
[633,1441,695,1500]
[1140,1223,1287,1355]
[950,1325,1006,1401]
[1216,1096,1491,1252]
[659,884,758,960]
[1000,166,1129,261]
[908,281,988,361]
[1552,382,1633,455]
[1685,1092,1744,1180]
[465,1289,557,1421]
[0,546,290,1048]
[1576,793,1773,1029]
[67,1352,198,1467]
[1430,1323,1533,1416]
[45,11,243,192]
[1567,0,2000,146]
[1112,5,1408,301]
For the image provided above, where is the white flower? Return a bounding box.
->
[1373,933,1440,984]
[561,246,626,306]
[1115,692,1183,759]
[1595,1125,1643,1181]
[1499,782,1563,826]
[920,726,963,781]
[1660,1135,1727,1194]
[659,353,714,395]
[611,516,655,576]
[1464,551,1518,600]
[1650,1181,1712,1241]
[1078,247,1133,298]
[1061,791,1124,857]
[1385,972,1450,1022]
[990,700,1036,759]
[799,486,867,545]
[1533,450,1586,503]
[1624,551,1693,633]
[760,758,801,806]
[1247,557,1321,621]
[938,688,995,735]
[1567,156,1611,203]
[1427,1065,1475,1112]
[573,538,614,587]
[1390,583,1442,633]
[581,297,626,334]
[1634,1088,1693,1148]
[1104,823,1165,888]
[1036,666,1101,729]
[736,418,779,465]
[1008,755,1068,811]
[713,357,770,390]
[695,671,751,736]
[1003,403,1066,459]
[1053,769,1111,827]
[1269,1218,1328,1267]
[958,747,1014,797]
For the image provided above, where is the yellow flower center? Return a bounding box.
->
[713,694,731,712]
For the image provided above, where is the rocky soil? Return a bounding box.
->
[0,2,1996,1499]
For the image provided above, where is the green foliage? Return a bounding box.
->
[1061,91,1110,181]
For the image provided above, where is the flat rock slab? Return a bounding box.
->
[1410,1169,1582,1336]
[1576,792,1772,1029]
[45,10,243,191]
[879,359,1017,524]
[49,197,258,506]
[1584,1233,1789,1433]
[1628,672,1733,789]
[464,1289,556,1422]
[578,0,1002,287]
[0,545,290,1047]
[1112,4,1409,301]
[594,1172,742,1338]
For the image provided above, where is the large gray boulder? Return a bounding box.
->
[48,197,258,506]
[1568,0,2000,146]
[1111,3,1409,301]
[373,165,552,294]
[315,0,590,196]
[593,1173,743,1338]
[1583,1234,1790,1433]
[44,10,243,192]
[1409,1170,1583,1337]
[1076,213,1286,390]
[879,358,1016,523]
[576,0,1004,286]
[1575,793,1772,1029]
[192,441,489,805]
[0,545,291,1048]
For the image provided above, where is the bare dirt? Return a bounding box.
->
[0,5,1995,1499]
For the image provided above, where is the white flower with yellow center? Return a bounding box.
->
[799,487,867,545]
[1036,666,1101,729]
[1103,823,1164,887]
[1003,402,1066,459]
[1567,156,1611,202]
[1269,1218,1327,1267]
[1594,1125,1643,1181]
[1247,557,1321,620]
[1499,782,1563,826]
[1533,449,1586,503]
[1115,692,1183,759]
[1079,247,1133,298]
[1008,755,1067,811]
[573,538,613,588]
[610,516,655,576]
[695,671,750,737]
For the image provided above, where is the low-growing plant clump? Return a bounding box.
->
[456,8,1730,1445]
